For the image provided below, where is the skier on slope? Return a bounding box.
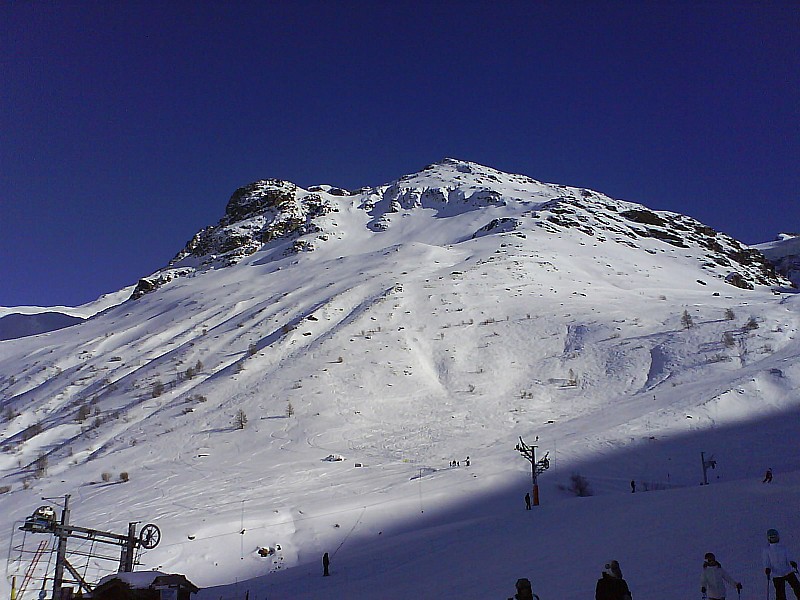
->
[700,552,741,599]
[763,529,800,600]
[595,560,632,600]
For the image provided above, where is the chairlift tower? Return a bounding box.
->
[700,451,717,485]
[16,494,160,599]
[515,436,550,506]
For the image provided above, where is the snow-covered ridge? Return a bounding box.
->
[131,159,789,299]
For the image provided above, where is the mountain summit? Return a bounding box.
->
[131,159,788,299]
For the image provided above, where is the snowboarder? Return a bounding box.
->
[595,560,632,600]
[763,468,773,483]
[763,529,800,600]
[630,480,636,493]
[525,492,531,510]
[465,456,470,467]
[507,577,539,600]
[700,552,741,599]
[322,552,330,576]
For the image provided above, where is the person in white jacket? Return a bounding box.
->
[763,529,800,600]
[700,553,741,600]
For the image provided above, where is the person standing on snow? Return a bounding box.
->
[763,529,800,600]
[525,492,531,510]
[595,560,632,600]
[322,552,330,576]
[763,468,774,483]
[700,552,741,599]
[507,577,538,600]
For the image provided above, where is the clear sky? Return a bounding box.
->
[3,1,798,308]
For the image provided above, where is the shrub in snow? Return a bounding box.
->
[101,472,111,482]
[235,409,248,429]
[152,380,165,398]
[559,473,592,497]
[119,472,129,482]
[34,453,48,478]
[77,404,91,422]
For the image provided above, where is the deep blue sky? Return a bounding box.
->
[3,1,798,307]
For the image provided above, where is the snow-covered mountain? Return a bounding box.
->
[756,233,800,288]
[1,159,798,600]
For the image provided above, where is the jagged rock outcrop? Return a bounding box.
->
[132,180,339,298]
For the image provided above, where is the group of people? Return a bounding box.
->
[506,529,799,600]
[696,528,799,600]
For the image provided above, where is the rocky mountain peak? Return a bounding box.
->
[130,160,791,300]
[223,179,299,224]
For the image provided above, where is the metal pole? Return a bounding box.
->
[531,443,540,506]
[701,452,708,485]
[53,495,71,600]
[121,523,137,572]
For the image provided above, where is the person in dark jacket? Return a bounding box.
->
[507,577,537,600]
[596,560,632,600]
[322,552,330,576]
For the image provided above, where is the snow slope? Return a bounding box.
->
[0,160,797,599]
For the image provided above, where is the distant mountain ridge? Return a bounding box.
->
[132,158,789,299]
[756,233,800,287]
[0,312,84,341]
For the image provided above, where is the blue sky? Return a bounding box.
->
[3,1,798,307]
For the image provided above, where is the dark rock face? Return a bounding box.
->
[132,180,338,298]
[725,272,755,290]
[224,179,299,223]
[131,268,194,300]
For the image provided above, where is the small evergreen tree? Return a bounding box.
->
[722,332,736,348]
[34,453,48,478]
[77,404,91,422]
[286,402,295,417]
[152,380,165,398]
[744,316,759,331]
[235,409,248,429]
[681,310,694,329]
